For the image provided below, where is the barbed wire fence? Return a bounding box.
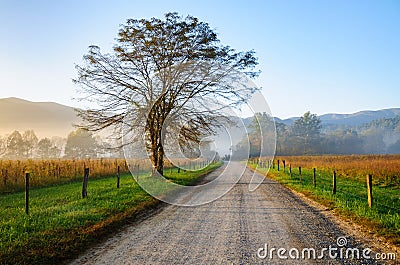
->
[249,158,399,216]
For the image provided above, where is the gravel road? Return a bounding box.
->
[70,162,390,265]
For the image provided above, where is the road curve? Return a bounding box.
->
[70,162,381,265]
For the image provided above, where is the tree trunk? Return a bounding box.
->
[148,112,166,176]
[147,95,170,177]
[150,133,165,176]
[156,143,164,175]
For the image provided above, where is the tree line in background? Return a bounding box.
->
[2,113,400,160]
[234,112,400,158]
[0,128,122,159]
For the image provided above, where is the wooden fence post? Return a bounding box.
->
[82,167,89,199]
[117,165,120,188]
[289,164,292,178]
[277,160,280,171]
[25,172,30,215]
[332,171,337,194]
[283,160,286,172]
[313,168,316,188]
[136,165,139,181]
[367,174,373,208]
[3,169,7,186]
[299,167,302,184]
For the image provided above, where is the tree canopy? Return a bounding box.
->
[292,111,322,154]
[5,131,24,159]
[64,129,98,159]
[234,112,400,156]
[74,12,259,174]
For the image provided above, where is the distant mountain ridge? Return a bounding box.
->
[274,108,400,126]
[0,97,79,138]
[1,97,399,138]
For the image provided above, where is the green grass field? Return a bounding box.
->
[248,162,400,246]
[0,162,222,265]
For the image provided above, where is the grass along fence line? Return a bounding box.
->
[0,158,214,194]
[271,155,400,187]
[0,161,222,264]
[0,159,130,193]
[248,156,400,246]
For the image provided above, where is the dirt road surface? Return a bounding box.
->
[70,162,392,264]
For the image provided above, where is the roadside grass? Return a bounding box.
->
[247,163,400,246]
[0,162,222,265]
[163,164,220,185]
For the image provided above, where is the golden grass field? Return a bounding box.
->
[271,154,400,186]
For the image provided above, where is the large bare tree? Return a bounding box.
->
[74,12,259,175]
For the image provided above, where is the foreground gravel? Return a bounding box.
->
[70,162,390,265]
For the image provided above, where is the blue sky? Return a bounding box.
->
[0,0,399,118]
